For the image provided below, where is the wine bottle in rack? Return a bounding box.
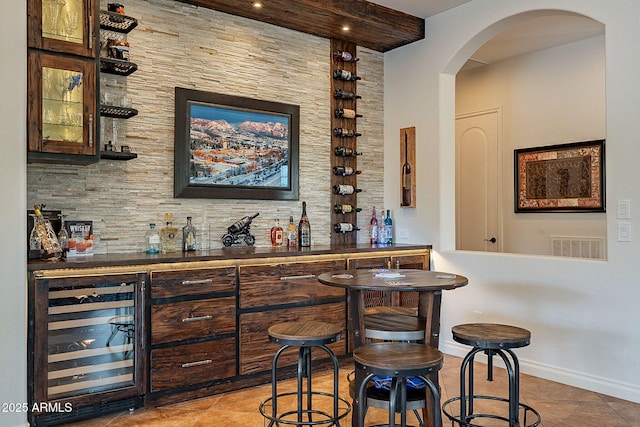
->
[333,50,359,62]
[334,146,362,157]
[334,89,361,100]
[333,69,361,81]
[335,108,362,119]
[334,223,360,233]
[333,204,363,214]
[333,166,362,176]
[333,184,362,195]
[333,128,361,138]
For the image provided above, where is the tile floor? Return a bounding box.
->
[62,354,640,427]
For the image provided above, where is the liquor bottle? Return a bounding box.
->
[57,215,69,256]
[182,216,197,252]
[384,209,393,245]
[333,69,361,81]
[334,146,362,157]
[31,205,62,259]
[333,204,362,214]
[286,215,298,248]
[145,223,161,254]
[199,213,210,250]
[333,89,361,100]
[334,108,362,119]
[333,166,362,176]
[369,207,378,244]
[160,213,179,253]
[298,201,311,247]
[333,50,359,62]
[333,184,362,195]
[228,212,260,234]
[333,128,361,138]
[334,223,360,233]
[270,211,284,247]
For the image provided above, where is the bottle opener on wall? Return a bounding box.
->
[400,127,416,208]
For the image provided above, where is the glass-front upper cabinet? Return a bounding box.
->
[28,0,97,58]
[28,51,97,158]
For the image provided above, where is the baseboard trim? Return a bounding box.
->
[441,340,640,404]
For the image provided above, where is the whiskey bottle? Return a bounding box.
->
[31,204,62,259]
[333,166,362,176]
[333,69,361,81]
[298,201,311,247]
[160,213,178,253]
[286,215,298,248]
[333,184,362,195]
[334,108,362,119]
[334,146,362,157]
[333,50,359,62]
[333,204,362,214]
[334,223,360,233]
[182,216,197,252]
[145,224,161,254]
[270,212,284,247]
[333,128,361,138]
[333,89,361,100]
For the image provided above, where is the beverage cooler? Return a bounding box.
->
[28,271,146,426]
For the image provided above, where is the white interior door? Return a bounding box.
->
[455,109,501,252]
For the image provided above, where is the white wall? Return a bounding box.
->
[385,0,640,402]
[0,1,27,425]
[456,35,607,256]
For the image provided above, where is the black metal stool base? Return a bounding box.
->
[259,391,351,426]
[442,395,541,427]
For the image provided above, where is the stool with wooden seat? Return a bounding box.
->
[442,323,541,427]
[259,320,351,426]
[353,342,443,427]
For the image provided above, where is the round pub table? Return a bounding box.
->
[318,269,468,427]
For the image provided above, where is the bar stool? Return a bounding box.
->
[442,323,541,427]
[259,320,351,426]
[365,308,425,343]
[353,342,443,427]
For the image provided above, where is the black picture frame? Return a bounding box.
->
[174,87,300,200]
[514,139,605,213]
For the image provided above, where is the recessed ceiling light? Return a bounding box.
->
[342,25,350,32]
[253,1,262,8]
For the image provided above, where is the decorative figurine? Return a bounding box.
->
[221,213,259,247]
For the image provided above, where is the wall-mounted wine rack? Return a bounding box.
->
[330,39,360,244]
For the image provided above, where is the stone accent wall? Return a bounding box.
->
[27,0,384,253]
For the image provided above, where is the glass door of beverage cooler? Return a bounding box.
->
[29,272,145,425]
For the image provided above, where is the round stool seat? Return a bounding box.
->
[365,313,425,342]
[354,342,443,375]
[452,323,530,350]
[268,320,342,347]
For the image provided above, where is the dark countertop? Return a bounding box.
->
[28,243,431,271]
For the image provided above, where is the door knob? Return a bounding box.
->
[484,237,497,243]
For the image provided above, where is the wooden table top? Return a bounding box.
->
[317,269,468,292]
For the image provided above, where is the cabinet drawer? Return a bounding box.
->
[151,297,235,345]
[239,301,346,375]
[150,338,236,392]
[151,267,236,299]
[239,260,345,309]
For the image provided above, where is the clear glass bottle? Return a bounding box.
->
[287,215,298,248]
[298,201,311,247]
[270,211,284,247]
[32,204,62,260]
[145,223,160,254]
[182,216,197,252]
[29,216,41,253]
[160,213,179,253]
[369,207,378,244]
[57,214,69,257]
[199,213,210,250]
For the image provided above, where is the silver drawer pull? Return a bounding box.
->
[182,315,212,323]
[181,359,212,368]
[181,279,213,285]
[280,274,316,281]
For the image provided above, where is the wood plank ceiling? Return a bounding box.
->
[177,0,425,52]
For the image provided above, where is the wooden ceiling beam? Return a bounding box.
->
[176,0,425,52]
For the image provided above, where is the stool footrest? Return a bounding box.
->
[259,391,351,426]
[442,395,541,427]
